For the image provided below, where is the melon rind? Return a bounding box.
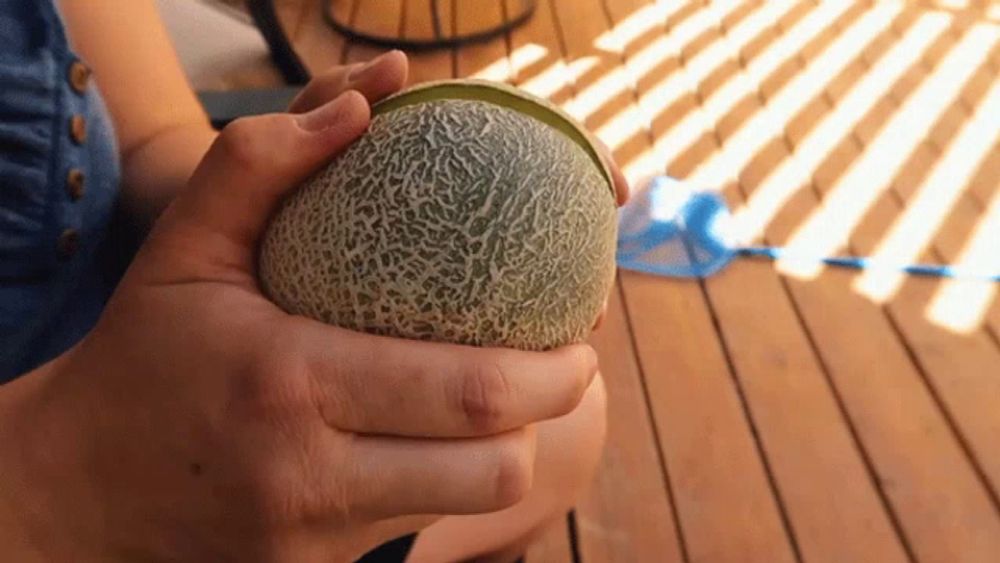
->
[372,79,616,200]
[259,81,618,350]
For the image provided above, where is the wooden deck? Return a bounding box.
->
[216,0,1000,560]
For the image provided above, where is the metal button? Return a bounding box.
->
[67,169,85,200]
[70,115,87,144]
[57,229,80,259]
[68,61,91,94]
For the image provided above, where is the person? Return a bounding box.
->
[0,2,629,561]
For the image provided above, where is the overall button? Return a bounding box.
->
[58,229,80,259]
[70,115,87,145]
[68,61,91,94]
[67,169,85,200]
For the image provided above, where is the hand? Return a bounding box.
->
[288,50,408,114]
[0,89,598,562]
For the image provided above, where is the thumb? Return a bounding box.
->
[141,91,370,282]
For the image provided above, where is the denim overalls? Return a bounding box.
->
[0,0,121,381]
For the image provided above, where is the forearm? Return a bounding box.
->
[120,122,218,229]
[58,0,217,228]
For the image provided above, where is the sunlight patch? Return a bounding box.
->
[778,24,998,279]
[472,43,547,81]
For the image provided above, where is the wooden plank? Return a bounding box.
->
[882,200,1000,494]
[662,0,861,182]
[728,9,1000,560]
[523,515,573,563]
[553,0,799,561]
[503,1,685,561]
[504,0,572,106]
[777,268,1000,562]
[703,260,912,563]
[578,283,686,563]
[351,0,402,39]
[552,0,634,134]
[607,0,1000,560]
[344,0,403,63]
[611,14,930,561]
[838,37,1000,500]
[964,143,1000,334]
[617,270,800,563]
[828,8,1000,486]
[402,0,455,85]
[455,0,511,81]
[629,0,806,181]
[925,42,1000,341]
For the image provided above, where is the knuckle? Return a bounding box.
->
[262,442,351,524]
[231,336,313,419]
[492,433,534,509]
[241,432,354,525]
[218,115,295,169]
[458,357,513,433]
[218,117,260,163]
[236,415,351,525]
[246,454,336,529]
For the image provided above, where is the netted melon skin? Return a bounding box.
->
[259,99,618,351]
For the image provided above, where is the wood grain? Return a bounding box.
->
[552,0,798,561]
[577,283,686,563]
[754,16,1000,560]
[600,1,915,561]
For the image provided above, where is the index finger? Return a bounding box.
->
[288,50,408,114]
[288,316,599,438]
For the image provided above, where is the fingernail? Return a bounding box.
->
[296,90,366,133]
[348,50,400,81]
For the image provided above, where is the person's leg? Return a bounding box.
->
[404,374,607,563]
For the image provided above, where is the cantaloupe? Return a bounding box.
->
[259,79,617,351]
